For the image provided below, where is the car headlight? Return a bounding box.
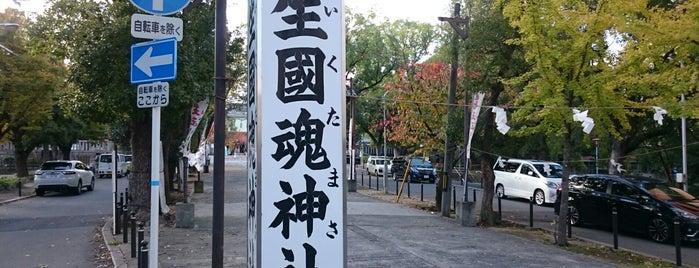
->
[672,208,699,220]
[546,181,558,189]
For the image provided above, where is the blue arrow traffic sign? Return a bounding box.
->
[131,37,177,84]
[129,0,191,15]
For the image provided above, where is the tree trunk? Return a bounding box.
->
[13,149,31,178]
[129,116,153,222]
[556,126,572,246]
[59,145,72,160]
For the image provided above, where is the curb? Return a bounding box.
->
[102,217,128,268]
[0,194,35,206]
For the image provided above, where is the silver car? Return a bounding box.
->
[34,160,95,196]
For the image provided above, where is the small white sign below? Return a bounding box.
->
[137,82,169,108]
[131,13,183,41]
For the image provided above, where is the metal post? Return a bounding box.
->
[137,223,144,266]
[139,241,149,268]
[361,173,364,186]
[473,188,476,202]
[593,138,600,174]
[17,179,21,197]
[420,183,423,202]
[452,186,456,210]
[115,196,122,235]
[567,207,572,238]
[131,213,137,258]
[382,91,388,194]
[612,206,618,250]
[497,194,502,222]
[674,217,682,266]
[125,187,129,207]
[123,207,129,243]
[212,0,227,267]
[529,196,534,228]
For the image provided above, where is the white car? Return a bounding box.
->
[34,160,95,196]
[366,156,388,176]
[493,158,563,206]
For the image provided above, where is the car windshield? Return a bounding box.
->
[41,162,72,170]
[411,158,433,168]
[642,183,697,202]
[100,155,113,163]
[533,163,563,178]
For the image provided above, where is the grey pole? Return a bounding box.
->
[212,0,227,266]
[383,91,388,194]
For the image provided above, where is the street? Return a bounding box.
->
[351,167,699,267]
[0,177,126,267]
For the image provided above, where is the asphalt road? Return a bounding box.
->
[0,177,127,267]
[351,166,699,267]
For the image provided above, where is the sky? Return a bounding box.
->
[1,0,454,27]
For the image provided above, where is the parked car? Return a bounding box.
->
[556,174,699,243]
[366,156,388,176]
[392,157,437,183]
[388,157,407,176]
[493,157,563,206]
[95,153,128,178]
[34,160,95,196]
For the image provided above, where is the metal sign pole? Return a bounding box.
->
[149,106,161,267]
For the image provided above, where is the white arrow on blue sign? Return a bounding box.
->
[129,0,191,15]
[131,37,177,84]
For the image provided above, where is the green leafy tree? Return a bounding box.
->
[30,0,243,220]
[0,8,65,177]
[498,0,637,245]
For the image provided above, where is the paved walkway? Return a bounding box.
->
[104,155,617,268]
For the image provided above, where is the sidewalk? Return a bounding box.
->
[104,156,617,267]
[0,180,34,205]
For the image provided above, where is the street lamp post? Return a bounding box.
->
[593,138,600,174]
[382,91,388,194]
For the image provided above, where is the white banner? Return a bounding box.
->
[466,92,485,156]
[179,98,209,154]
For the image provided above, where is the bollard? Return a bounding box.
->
[497,194,502,222]
[407,181,411,198]
[395,180,399,195]
[125,188,129,207]
[376,174,379,190]
[137,223,144,265]
[529,196,534,228]
[473,188,476,202]
[139,241,149,268]
[419,182,423,202]
[17,179,21,197]
[612,206,618,250]
[368,174,372,188]
[130,213,137,258]
[674,217,682,266]
[115,198,122,235]
[567,207,572,239]
[122,207,129,243]
[361,173,364,186]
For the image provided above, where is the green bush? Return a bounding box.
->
[0,176,19,191]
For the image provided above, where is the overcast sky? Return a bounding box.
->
[1,0,454,27]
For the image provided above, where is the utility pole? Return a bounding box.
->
[438,4,470,217]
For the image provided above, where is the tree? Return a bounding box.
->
[498,0,637,245]
[0,8,65,177]
[346,10,439,153]
[30,0,243,220]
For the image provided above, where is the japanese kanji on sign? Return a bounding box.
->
[247,0,346,267]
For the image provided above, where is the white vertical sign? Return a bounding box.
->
[249,0,346,267]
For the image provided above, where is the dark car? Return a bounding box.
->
[392,157,437,183]
[555,174,699,243]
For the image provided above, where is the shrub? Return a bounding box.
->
[0,176,19,191]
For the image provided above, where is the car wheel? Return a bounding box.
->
[74,180,83,195]
[35,189,45,196]
[569,205,580,226]
[648,218,671,243]
[534,189,545,206]
[86,178,95,191]
[496,184,505,198]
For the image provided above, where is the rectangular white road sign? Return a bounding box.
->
[137,81,169,108]
[131,13,183,41]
